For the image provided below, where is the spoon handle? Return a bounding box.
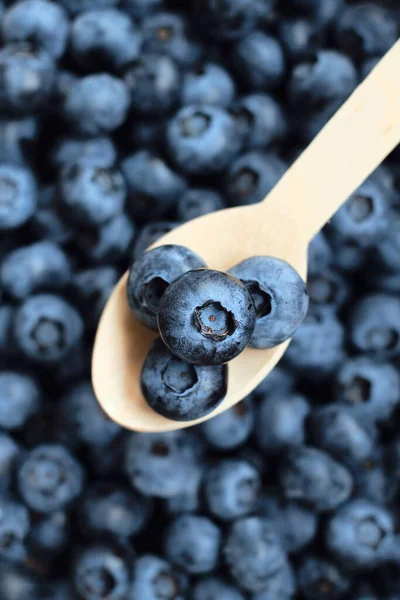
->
[259,39,400,244]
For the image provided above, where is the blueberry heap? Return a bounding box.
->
[0,0,400,599]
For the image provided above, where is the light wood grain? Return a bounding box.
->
[92,40,400,432]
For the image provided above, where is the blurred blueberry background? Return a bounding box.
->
[1,0,400,598]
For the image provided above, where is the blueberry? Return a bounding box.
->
[279,18,325,61]
[18,444,84,513]
[204,458,260,521]
[307,268,350,312]
[182,63,235,108]
[71,9,142,72]
[195,0,266,40]
[254,365,295,397]
[0,305,17,358]
[255,392,310,452]
[124,54,180,116]
[164,514,221,575]
[2,0,70,59]
[329,180,389,247]
[121,151,186,223]
[0,42,55,114]
[353,450,395,506]
[0,566,40,600]
[75,212,135,264]
[285,306,345,376]
[192,577,245,600]
[334,358,400,425]
[133,221,179,260]
[14,294,84,364]
[225,151,287,206]
[350,293,400,357]
[58,0,117,15]
[335,4,398,61]
[200,395,255,451]
[53,137,118,172]
[141,338,227,421]
[376,209,400,271]
[142,12,202,67]
[224,516,287,593]
[288,51,357,112]
[230,93,288,150]
[0,498,30,563]
[301,98,344,144]
[166,105,243,175]
[158,269,256,366]
[251,562,296,600]
[127,244,206,330]
[164,466,203,515]
[229,256,309,348]
[0,116,38,165]
[73,545,130,600]
[58,162,126,228]
[0,371,41,430]
[81,483,151,538]
[0,432,20,486]
[297,556,351,600]
[64,74,130,136]
[177,188,224,222]
[29,511,69,556]
[328,233,366,273]
[258,492,318,553]
[0,163,37,230]
[1,241,71,300]
[279,446,353,512]
[131,555,188,600]
[124,430,202,498]
[232,32,285,91]
[326,499,395,569]
[361,57,380,80]
[309,405,376,468]
[72,266,119,329]
[59,380,121,448]
[120,0,163,20]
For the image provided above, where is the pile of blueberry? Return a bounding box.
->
[1,0,400,598]
[128,246,308,420]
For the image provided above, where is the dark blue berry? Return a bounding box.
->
[53,137,117,172]
[232,32,285,90]
[0,432,20,487]
[59,0,117,15]
[133,221,179,260]
[72,266,119,329]
[297,556,351,600]
[0,498,30,563]
[200,395,255,451]
[177,188,224,222]
[0,371,41,430]
[251,562,295,600]
[29,510,69,556]
[229,256,309,348]
[0,116,38,165]
[350,293,400,358]
[164,514,221,575]
[141,338,227,421]
[127,244,206,330]
[166,105,243,175]
[0,163,37,230]
[76,212,135,264]
[230,93,288,150]
[308,232,333,276]
[307,268,350,312]
[255,392,310,452]
[192,577,245,600]
[142,12,202,67]
[73,544,130,600]
[182,63,235,108]
[195,0,266,40]
[131,555,188,600]
[158,268,256,366]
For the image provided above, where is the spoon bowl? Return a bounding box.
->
[93,40,400,432]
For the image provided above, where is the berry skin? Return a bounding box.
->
[29,510,69,556]
[58,0,118,15]
[131,555,188,600]
[203,458,261,521]
[326,499,395,569]
[307,233,333,277]
[75,212,135,264]
[297,556,351,600]
[0,163,37,230]
[0,241,71,300]
[121,151,186,224]
[0,432,20,487]
[72,266,119,330]
[350,294,400,358]
[127,244,206,330]
[279,446,353,512]
[141,338,227,421]
[229,256,309,348]
[64,74,130,136]
[0,498,30,563]
[192,577,245,600]
[255,392,310,452]
[224,516,287,593]
[0,42,55,114]
[307,268,350,312]
[14,294,84,364]
[142,12,202,67]
[225,151,287,207]
[58,162,126,228]
[2,0,70,59]
[195,0,266,41]
[158,269,256,366]
[177,188,224,222]
[200,395,255,451]
[181,63,236,108]
[164,515,221,575]
[232,32,285,91]
[71,9,142,72]
[124,430,202,498]
[0,371,41,430]
[166,105,243,175]
[73,544,131,600]
[133,221,179,260]
[124,53,180,116]
[0,116,38,166]
[251,562,296,600]
[18,444,84,513]
[53,136,117,171]
[231,93,288,150]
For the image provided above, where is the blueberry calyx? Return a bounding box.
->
[162,358,198,394]
[193,300,237,342]
[346,194,373,222]
[180,112,210,137]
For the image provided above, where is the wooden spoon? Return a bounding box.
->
[92,40,400,433]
